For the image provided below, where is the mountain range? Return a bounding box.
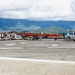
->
[0,18,75,33]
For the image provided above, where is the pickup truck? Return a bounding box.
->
[65,30,75,41]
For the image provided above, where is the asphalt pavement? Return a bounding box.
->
[0,39,75,61]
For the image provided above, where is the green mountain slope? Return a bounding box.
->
[28,26,67,34]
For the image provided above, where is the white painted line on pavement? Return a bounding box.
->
[47,47,75,48]
[0,57,75,64]
[19,42,27,44]
[4,44,16,46]
[51,44,58,46]
[28,44,49,47]
[0,47,23,49]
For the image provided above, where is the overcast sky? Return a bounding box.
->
[0,0,75,21]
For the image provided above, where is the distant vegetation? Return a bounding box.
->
[0,18,75,34]
[28,26,67,34]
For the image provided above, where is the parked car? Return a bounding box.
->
[65,30,75,41]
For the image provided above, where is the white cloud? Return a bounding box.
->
[0,0,75,20]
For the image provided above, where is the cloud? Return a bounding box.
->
[0,0,75,20]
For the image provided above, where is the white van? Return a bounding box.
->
[65,30,75,41]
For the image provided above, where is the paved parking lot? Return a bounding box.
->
[0,39,75,75]
[0,39,75,61]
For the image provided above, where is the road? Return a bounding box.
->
[0,39,75,61]
[0,39,75,75]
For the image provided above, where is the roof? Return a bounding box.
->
[67,30,75,32]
